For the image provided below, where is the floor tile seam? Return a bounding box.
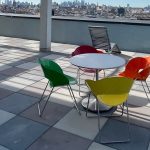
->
[18,111,51,128]
[19,71,44,78]
[0,100,37,116]
[0,79,36,89]
[0,69,32,83]
[128,111,150,119]
[0,69,29,78]
[0,91,15,101]
[17,93,73,121]
[116,108,150,117]
[16,100,40,116]
[18,104,71,127]
[0,65,27,70]
[53,125,93,142]
[15,67,42,77]
[0,114,17,131]
[0,90,39,115]
[115,109,150,124]
[0,143,13,150]
[17,81,61,99]
[109,117,150,130]
[0,107,51,149]
[146,137,150,150]
[24,125,51,150]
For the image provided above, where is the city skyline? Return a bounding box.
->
[1,0,150,8]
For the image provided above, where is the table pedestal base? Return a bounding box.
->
[81,97,112,113]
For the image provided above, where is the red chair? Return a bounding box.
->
[118,57,150,101]
[71,45,105,96]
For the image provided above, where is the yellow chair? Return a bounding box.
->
[86,77,134,143]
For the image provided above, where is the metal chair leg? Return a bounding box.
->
[98,101,131,144]
[93,73,96,80]
[68,85,81,115]
[141,81,150,101]
[38,81,49,115]
[86,92,91,117]
[39,87,54,117]
[103,70,105,77]
[126,101,131,142]
[77,68,81,96]
[145,81,150,93]
[97,100,102,142]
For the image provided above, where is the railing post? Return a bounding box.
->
[40,0,52,51]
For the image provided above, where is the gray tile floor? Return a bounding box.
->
[0,36,149,150]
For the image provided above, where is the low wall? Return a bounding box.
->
[0,14,150,53]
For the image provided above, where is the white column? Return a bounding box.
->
[40,0,52,51]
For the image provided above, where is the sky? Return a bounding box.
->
[3,0,150,7]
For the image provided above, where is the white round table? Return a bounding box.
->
[70,53,126,112]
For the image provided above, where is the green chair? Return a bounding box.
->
[38,59,81,116]
[86,77,134,143]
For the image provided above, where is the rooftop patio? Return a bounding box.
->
[0,36,149,150]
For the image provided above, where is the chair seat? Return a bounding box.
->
[65,74,77,85]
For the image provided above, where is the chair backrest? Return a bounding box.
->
[39,59,69,87]
[137,64,150,80]
[88,26,111,52]
[123,57,148,79]
[71,45,103,56]
[144,56,150,63]
[86,77,133,106]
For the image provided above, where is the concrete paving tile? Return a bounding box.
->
[26,70,43,76]
[0,63,11,71]
[0,116,49,150]
[0,88,14,100]
[0,93,38,114]
[21,102,71,126]
[88,142,116,150]
[18,73,44,81]
[0,109,15,125]
[8,77,35,86]
[55,59,71,69]
[17,62,39,70]
[29,81,51,91]
[2,60,27,66]
[0,81,27,92]
[19,86,51,98]
[0,67,26,76]
[54,109,108,140]
[27,127,92,150]
[0,145,10,150]
[95,119,150,150]
[42,54,63,60]
[148,143,150,150]
[44,90,81,107]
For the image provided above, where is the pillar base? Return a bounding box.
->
[40,47,51,52]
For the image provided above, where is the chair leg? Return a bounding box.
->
[145,81,150,93]
[141,81,150,101]
[126,101,131,142]
[38,81,49,115]
[77,68,81,96]
[68,85,81,115]
[97,99,102,142]
[98,101,131,144]
[103,70,105,77]
[120,103,125,116]
[39,87,54,117]
[86,92,91,117]
[93,73,96,80]
[145,81,150,102]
